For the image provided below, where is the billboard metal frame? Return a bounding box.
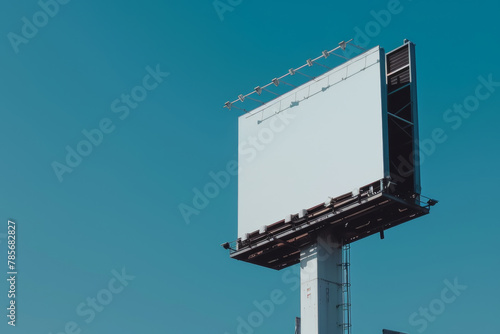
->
[226,178,430,270]
[223,41,436,271]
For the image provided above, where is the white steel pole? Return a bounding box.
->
[300,232,343,334]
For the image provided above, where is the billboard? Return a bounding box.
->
[238,46,388,239]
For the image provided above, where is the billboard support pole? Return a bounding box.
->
[300,232,346,334]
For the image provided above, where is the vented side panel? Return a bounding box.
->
[385,42,420,197]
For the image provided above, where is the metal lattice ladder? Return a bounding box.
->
[338,244,352,334]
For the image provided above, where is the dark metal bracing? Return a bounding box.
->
[227,179,430,270]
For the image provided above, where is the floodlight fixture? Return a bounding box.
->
[369,185,374,195]
[224,101,232,110]
[223,39,357,110]
[427,199,439,206]
[255,86,263,95]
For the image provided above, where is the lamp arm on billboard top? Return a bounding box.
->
[224,39,362,111]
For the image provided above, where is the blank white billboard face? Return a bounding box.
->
[238,46,388,238]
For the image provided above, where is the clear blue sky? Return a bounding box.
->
[0,0,499,333]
